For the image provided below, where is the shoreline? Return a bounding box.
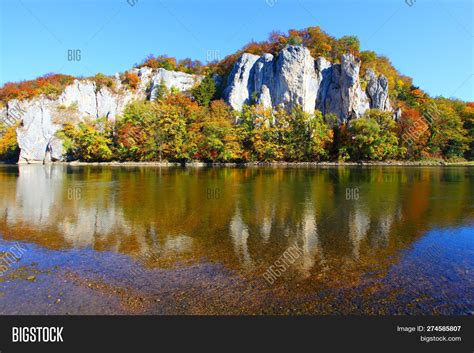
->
[4,160,474,167]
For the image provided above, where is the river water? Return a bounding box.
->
[0,165,472,314]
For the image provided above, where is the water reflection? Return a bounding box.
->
[0,164,473,281]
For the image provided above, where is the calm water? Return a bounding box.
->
[0,165,473,315]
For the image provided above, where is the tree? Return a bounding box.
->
[192,75,216,107]
[399,105,429,159]
[115,101,157,161]
[0,74,74,104]
[0,125,19,161]
[425,98,468,159]
[58,118,114,162]
[349,109,401,160]
[123,72,140,90]
[461,102,474,160]
[283,108,333,161]
[152,79,169,101]
[337,36,360,56]
[189,100,242,162]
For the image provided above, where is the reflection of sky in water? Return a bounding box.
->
[377,225,474,314]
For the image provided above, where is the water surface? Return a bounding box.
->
[0,165,473,314]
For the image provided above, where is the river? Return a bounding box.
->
[0,165,472,314]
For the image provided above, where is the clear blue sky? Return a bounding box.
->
[1,0,472,101]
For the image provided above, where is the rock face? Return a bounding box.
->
[273,46,320,114]
[365,68,391,111]
[6,68,200,163]
[318,54,370,121]
[224,53,260,111]
[13,80,139,163]
[225,46,320,114]
[149,68,201,100]
[225,45,392,123]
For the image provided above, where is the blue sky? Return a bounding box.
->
[1,0,472,101]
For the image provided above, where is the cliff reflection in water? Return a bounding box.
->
[0,165,473,280]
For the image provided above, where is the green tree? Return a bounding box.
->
[461,103,474,160]
[337,35,360,56]
[58,118,114,162]
[152,79,169,101]
[284,108,333,161]
[192,75,216,107]
[425,98,468,159]
[349,109,401,160]
[115,100,157,161]
[189,100,242,162]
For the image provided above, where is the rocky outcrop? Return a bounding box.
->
[273,46,320,113]
[149,68,201,100]
[8,68,200,163]
[318,54,370,121]
[13,80,138,163]
[225,45,392,123]
[253,54,274,108]
[365,68,391,111]
[224,53,260,111]
[225,46,320,114]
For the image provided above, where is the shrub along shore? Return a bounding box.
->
[7,160,473,167]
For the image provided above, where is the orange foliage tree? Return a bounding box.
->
[399,105,430,158]
[0,73,74,104]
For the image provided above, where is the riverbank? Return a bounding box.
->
[5,160,474,167]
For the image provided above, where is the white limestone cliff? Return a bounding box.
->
[6,68,199,163]
[225,45,393,123]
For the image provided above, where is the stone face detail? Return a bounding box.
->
[224,53,260,111]
[253,54,275,109]
[273,46,320,114]
[365,68,391,111]
[225,45,392,123]
[149,68,201,101]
